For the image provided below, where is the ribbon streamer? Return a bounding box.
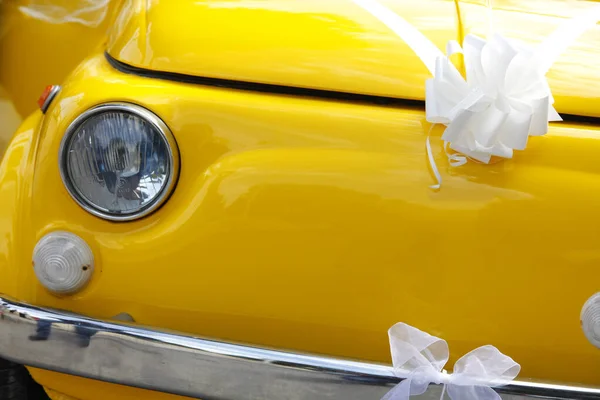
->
[19,0,109,28]
[352,0,600,188]
[382,323,520,400]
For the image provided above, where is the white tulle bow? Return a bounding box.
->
[352,0,600,187]
[382,323,520,400]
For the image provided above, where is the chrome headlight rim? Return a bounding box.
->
[59,102,180,222]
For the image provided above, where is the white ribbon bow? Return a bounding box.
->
[382,323,520,400]
[352,0,600,188]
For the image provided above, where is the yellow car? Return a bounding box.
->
[0,0,600,399]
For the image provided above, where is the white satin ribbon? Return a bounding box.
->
[382,323,520,400]
[352,0,600,187]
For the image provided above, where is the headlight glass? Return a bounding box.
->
[60,103,179,221]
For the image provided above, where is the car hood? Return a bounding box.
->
[107,0,600,117]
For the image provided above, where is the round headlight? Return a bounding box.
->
[60,103,179,221]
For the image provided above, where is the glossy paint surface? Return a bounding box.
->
[1,1,600,399]
[0,85,21,158]
[107,0,460,101]
[32,369,192,400]
[0,52,598,397]
[0,0,122,116]
[107,0,600,116]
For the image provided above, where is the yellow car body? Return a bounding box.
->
[1,0,600,399]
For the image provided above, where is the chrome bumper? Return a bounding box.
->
[0,296,598,400]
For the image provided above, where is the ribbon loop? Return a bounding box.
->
[453,345,521,387]
[388,322,449,373]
